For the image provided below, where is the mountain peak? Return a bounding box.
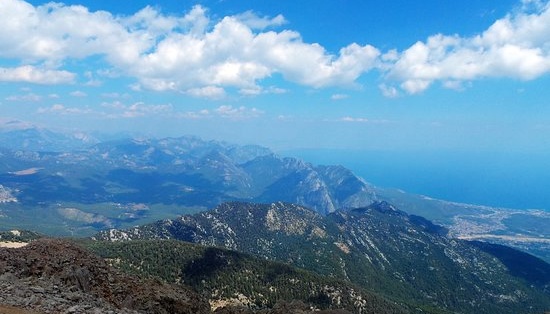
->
[369,200,401,213]
[349,200,403,216]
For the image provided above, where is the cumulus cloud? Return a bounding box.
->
[0,66,75,84]
[0,0,379,94]
[128,8,379,91]
[2,0,550,96]
[234,10,286,30]
[378,84,399,98]
[442,80,468,91]
[385,2,550,94]
[185,86,226,99]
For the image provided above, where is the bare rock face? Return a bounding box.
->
[0,239,210,314]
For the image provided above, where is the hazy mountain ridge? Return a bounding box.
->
[0,129,376,234]
[96,201,550,314]
[0,120,99,152]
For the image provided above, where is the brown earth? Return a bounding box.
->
[0,239,210,314]
[0,305,40,314]
[0,239,353,314]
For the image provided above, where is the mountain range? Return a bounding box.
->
[0,126,377,233]
[0,125,548,263]
[1,125,550,313]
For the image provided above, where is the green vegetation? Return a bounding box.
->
[0,229,41,242]
[95,201,550,314]
[85,239,410,313]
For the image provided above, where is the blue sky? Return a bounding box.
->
[1,0,550,153]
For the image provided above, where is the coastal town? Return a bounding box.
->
[0,185,17,203]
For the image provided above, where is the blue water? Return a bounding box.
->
[282,149,550,211]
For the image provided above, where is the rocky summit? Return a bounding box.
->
[0,238,378,314]
[0,238,210,314]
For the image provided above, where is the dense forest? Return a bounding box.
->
[85,239,411,313]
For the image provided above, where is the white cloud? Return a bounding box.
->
[267,86,288,94]
[442,80,467,91]
[38,99,173,118]
[84,78,102,87]
[386,2,550,93]
[126,102,172,117]
[3,0,550,96]
[239,85,288,96]
[0,1,138,65]
[101,92,131,99]
[37,104,92,115]
[185,86,226,99]
[70,90,87,97]
[214,105,264,120]
[521,0,547,12]
[102,101,173,118]
[5,93,41,102]
[101,100,126,110]
[331,94,349,100]
[340,116,370,123]
[400,79,432,94]
[179,109,211,120]
[0,1,380,95]
[339,116,391,124]
[378,84,399,98]
[239,87,263,96]
[0,65,75,84]
[177,105,263,120]
[277,114,293,121]
[234,11,286,30]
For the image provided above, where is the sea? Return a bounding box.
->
[282,149,550,212]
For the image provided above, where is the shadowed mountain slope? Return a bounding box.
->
[96,201,550,314]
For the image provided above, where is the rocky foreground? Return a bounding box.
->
[0,239,210,314]
[0,239,352,314]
